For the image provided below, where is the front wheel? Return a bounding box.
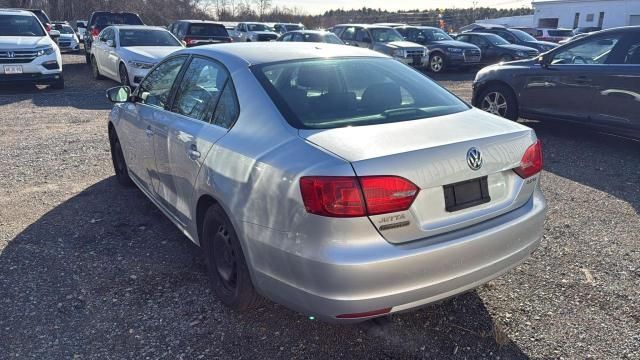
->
[119,63,130,87]
[91,56,104,80]
[428,53,446,73]
[202,205,263,311]
[477,84,518,120]
[110,136,133,186]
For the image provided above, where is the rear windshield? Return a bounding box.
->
[119,29,181,47]
[53,24,75,34]
[91,13,143,27]
[548,29,573,37]
[0,15,45,37]
[253,58,469,129]
[188,24,228,37]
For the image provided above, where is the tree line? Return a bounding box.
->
[4,0,532,31]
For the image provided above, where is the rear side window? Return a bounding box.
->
[188,24,228,37]
[253,58,469,129]
[172,57,229,122]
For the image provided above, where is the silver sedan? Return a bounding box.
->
[106,42,546,322]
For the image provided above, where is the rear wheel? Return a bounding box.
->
[202,205,262,310]
[91,56,104,80]
[110,135,133,186]
[119,63,130,87]
[477,84,518,121]
[428,52,446,73]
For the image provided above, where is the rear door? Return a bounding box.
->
[588,32,640,136]
[152,56,237,224]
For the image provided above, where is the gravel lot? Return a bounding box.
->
[1,52,638,359]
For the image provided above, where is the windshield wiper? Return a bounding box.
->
[382,107,429,119]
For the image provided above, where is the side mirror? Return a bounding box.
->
[538,53,551,67]
[106,86,131,103]
[106,39,115,47]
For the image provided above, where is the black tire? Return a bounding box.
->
[84,51,90,64]
[50,77,64,89]
[202,205,262,311]
[91,56,104,80]
[428,52,446,73]
[110,135,133,186]
[477,83,519,121]
[119,63,130,87]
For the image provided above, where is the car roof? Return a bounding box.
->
[399,26,440,30]
[111,25,166,31]
[286,30,332,34]
[0,9,35,16]
[333,24,393,29]
[180,42,386,66]
[179,20,224,24]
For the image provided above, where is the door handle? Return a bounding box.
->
[145,127,153,137]
[188,144,201,160]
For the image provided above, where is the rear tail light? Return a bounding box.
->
[514,140,543,179]
[46,23,52,32]
[300,176,418,217]
[184,37,197,45]
[91,27,99,38]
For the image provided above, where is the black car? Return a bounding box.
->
[277,30,343,44]
[455,32,539,64]
[472,26,640,139]
[83,11,144,63]
[168,20,232,47]
[394,26,481,73]
[473,28,557,53]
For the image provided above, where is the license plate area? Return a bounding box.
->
[443,176,491,212]
[3,65,23,74]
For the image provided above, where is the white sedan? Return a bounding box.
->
[90,25,183,87]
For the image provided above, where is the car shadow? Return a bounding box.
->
[521,119,639,213]
[0,61,115,110]
[0,177,529,358]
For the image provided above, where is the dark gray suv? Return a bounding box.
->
[472,26,640,139]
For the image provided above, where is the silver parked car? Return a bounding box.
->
[106,43,546,322]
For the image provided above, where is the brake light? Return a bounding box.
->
[91,27,99,38]
[184,37,197,45]
[514,140,543,179]
[46,23,52,32]
[299,176,419,217]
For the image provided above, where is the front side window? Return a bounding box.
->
[483,33,509,45]
[138,56,187,109]
[172,57,229,122]
[355,28,371,42]
[253,58,469,129]
[511,29,536,42]
[293,33,304,42]
[281,33,293,41]
[551,35,622,64]
[321,33,343,44]
[119,29,181,47]
[419,28,453,41]
[341,27,356,40]
[188,24,228,37]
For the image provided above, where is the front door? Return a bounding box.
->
[519,32,625,123]
[152,56,238,225]
[128,55,188,192]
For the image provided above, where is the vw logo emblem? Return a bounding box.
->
[7,51,15,58]
[467,147,483,170]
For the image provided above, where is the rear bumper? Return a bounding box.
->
[249,188,546,323]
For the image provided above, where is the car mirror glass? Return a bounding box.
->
[106,39,115,47]
[106,86,131,103]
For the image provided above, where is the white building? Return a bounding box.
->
[476,15,534,27]
[532,0,640,29]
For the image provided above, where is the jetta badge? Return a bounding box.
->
[467,147,483,170]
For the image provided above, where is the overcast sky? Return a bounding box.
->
[272,0,532,14]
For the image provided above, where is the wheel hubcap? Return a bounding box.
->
[481,92,508,116]
[212,225,237,291]
[431,56,443,72]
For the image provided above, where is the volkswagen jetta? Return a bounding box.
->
[106,43,546,322]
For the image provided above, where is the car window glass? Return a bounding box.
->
[457,35,469,42]
[500,31,516,42]
[355,28,370,42]
[293,33,304,42]
[172,57,229,122]
[341,27,356,40]
[138,56,187,109]
[99,28,110,41]
[472,35,489,46]
[281,33,292,41]
[624,42,640,65]
[211,81,239,129]
[551,35,622,64]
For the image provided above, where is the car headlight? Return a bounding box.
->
[515,51,526,57]
[36,46,55,56]
[447,47,463,53]
[392,49,405,57]
[128,60,155,69]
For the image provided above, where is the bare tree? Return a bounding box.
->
[253,0,271,19]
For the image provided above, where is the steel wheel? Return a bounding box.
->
[481,91,508,117]
[211,224,238,292]
[430,54,444,73]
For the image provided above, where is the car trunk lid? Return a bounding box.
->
[299,108,540,244]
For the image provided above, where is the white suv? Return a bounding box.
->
[0,9,64,89]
